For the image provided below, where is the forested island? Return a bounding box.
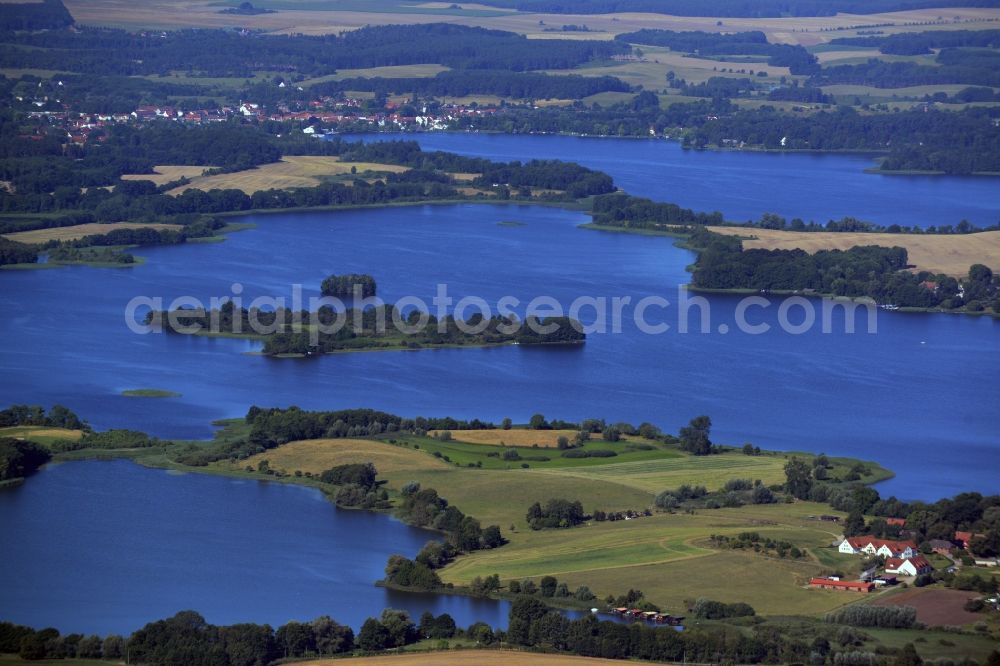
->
[148,302,585,356]
[321,273,377,299]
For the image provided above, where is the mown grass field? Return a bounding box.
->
[532,451,789,493]
[2,222,180,244]
[441,502,855,616]
[711,227,1000,277]
[0,426,83,446]
[157,156,409,194]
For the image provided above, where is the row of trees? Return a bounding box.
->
[327,70,630,100]
[831,28,1000,56]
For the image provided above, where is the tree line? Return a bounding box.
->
[831,28,1000,55]
[812,51,1000,88]
[326,70,630,100]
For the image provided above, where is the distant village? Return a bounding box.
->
[18,88,500,147]
[810,522,999,596]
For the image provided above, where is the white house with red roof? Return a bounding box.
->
[885,555,933,577]
[839,536,917,559]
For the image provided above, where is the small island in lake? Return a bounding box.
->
[321,273,377,299]
[121,389,182,398]
[147,304,585,357]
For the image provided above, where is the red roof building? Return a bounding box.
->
[809,578,875,593]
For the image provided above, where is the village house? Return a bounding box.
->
[954,531,985,549]
[928,539,957,556]
[838,536,916,558]
[885,555,933,577]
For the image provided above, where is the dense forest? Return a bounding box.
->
[0,0,72,31]
[474,0,996,17]
[831,29,1000,55]
[0,24,628,78]
[324,70,630,100]
[685,106,1000,175]
[616,30,819,74]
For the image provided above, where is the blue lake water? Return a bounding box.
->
[343,132,1000,229]
[0,203,996,500]
[0,459,516,635]
[1,135,998,636]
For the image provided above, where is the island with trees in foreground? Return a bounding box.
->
[147,300,585,357]
[3,403,999,663]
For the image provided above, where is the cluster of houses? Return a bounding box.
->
[812,524,997,593]
[610,608,684,626]
[19,93,500,147]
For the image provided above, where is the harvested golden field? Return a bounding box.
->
[711,227,1000,277]
[3,222,180,244]
[236,438,449,476]
[61,0,1000,46]
[121,165,214,186]
[161,157,408,194]
[299,650,658,665]
[430,429,593,448]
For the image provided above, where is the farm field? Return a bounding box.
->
[545,47,791,90]
[872,587,985,626]
[432,428,595,447]
[441,502,855,616]
[710,227,1000,277]
[531,452,789,493]
[220,425,880,615]
[821,83,995,100]
[234,438,451,475]
[61,1,1000,45]
[2,222,181,244]
[121,165,215,186]
[147,156,409,194]
[0,425,83,446]
[302,63,450,86]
